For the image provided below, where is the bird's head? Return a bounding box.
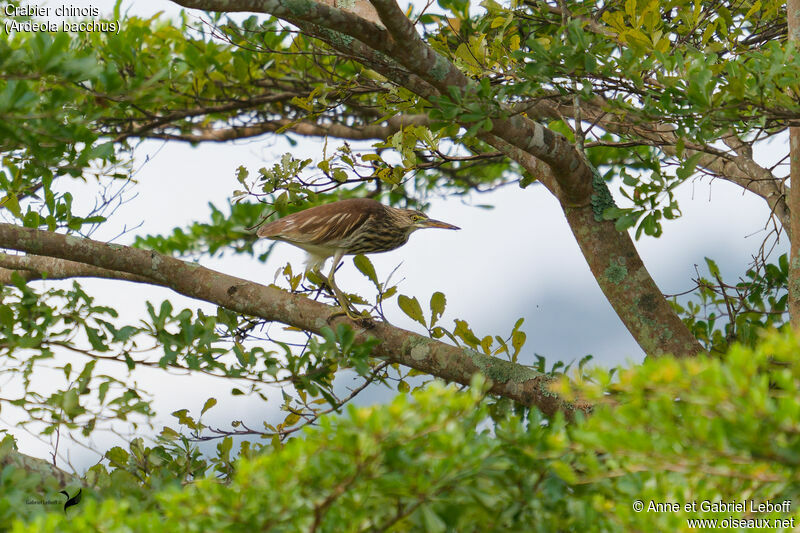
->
[397,208,460,232]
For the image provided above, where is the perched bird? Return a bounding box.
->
[257,198,460,318]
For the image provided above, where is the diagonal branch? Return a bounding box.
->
[168,0,706,358]
[366,0,592,205]
[0,440,79,486]
[172,0,594,205]
[482,133,704,357]
[0,224,587,417]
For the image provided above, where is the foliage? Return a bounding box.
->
[674,254,789,354]
[1,0,799,529]
[5,331,800,531]
[0,275,154,436]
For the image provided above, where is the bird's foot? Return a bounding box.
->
[354,314,376,328]
[327,307,375,328]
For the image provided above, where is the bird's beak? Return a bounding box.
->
[421,218,460,230]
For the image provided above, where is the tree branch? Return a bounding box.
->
[167,0,706,358]
[0,252,160,286]
[0,440,79,486]
[107,90,301,143]
[787,0,800,327]
[526,95,791,233]
[0,224,587,417]
[143,114,430,143]
[366,0,593,205]
[172,0,594,206]
[482,134,705,357]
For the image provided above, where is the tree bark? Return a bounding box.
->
[0,224,588,417]
[484,134,705,357]
[789,0,800,328]
[0,437,79,486]
[168,0,705,358]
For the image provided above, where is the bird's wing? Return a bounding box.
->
[257,202,377,246]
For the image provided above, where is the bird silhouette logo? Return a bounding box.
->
[59,488,82,513]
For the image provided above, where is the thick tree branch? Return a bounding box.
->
[171,0,390,48]
[483,134,705,357]
[171,0,594,206]
[0,224,586,417]
[522,96,791,233]
[0,252,160,286]
[0,441,79,486]
[144,114,430,143]
[788,0,800,327]
[316,0,381,24]
[366,0,592,205]
[166,0,706,358]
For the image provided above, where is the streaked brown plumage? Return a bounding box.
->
[258,198,460,317]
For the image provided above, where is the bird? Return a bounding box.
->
[257,198,460,318]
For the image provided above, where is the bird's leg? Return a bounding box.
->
[321,252,364,321]
[303,254,338,301]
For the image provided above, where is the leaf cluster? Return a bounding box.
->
[6,330,800,531]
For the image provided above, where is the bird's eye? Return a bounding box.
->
[412,214,426,222]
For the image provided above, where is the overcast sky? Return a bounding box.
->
[4,0,790,472]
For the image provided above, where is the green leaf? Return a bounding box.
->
[744,0,762,20]
[77,360,96,385]
[85,327,108,352]
[511,330,526,358]
[61,389,81,418]
[614,212,642,232]
[0,305,13,327]
[105,446,129,466]
[490,16,506,29]
[98,381,109,403]
[234,343,252,367]
[218,436,233,456]
[88,141,114,160]
[705,257,721,278]
[480,335,493,354]
[22,210,40,228]
[353,254,378,286]
[398,294,426,327]
[625,0,637,20]
[453,319,481,348]
[420,505,447,533]
[160,426,180,440]
[1,194,21,218]
[201,397,217,415]
[430,291,446,327]
[172,409,194,426]
[380,285,398,302]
